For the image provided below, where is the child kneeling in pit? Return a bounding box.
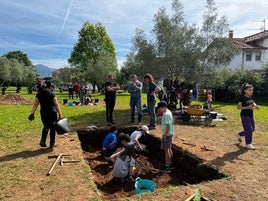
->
[112,143,136,181]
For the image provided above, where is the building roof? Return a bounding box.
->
[244,30,268,43]
[229,30,268,50]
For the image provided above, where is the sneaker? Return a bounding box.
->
[39,140,46,147]
[107,122,112,126]
[237,134,242,143]
[245,144,255,150]
[111,121,116,124]
[129,120,135,124]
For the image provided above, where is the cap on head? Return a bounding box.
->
[141,125,150,134]
[157,101,167,108]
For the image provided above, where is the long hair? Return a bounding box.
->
[143,73,154,82]
[119,144,136,161]
[241,83,253,95]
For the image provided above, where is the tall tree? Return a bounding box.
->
[2,50,36,93]
[9,59,23,92]
[0,55,36,94]
[4,50,33,67]
[0,56,11,94]
[122,0,238,86]
[0,57,10,83]
[52,67,81,86]
[68,22,117,92]
[153,0,203,82]
[200,0,239,77]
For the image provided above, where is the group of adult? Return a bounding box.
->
[100,73,177,179]
[67,83,95,105]
[67,82,80,100]
[104,73,161,129]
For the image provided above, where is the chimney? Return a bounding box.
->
[229,30,233,39]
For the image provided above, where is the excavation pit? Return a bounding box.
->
[77,126,226,200]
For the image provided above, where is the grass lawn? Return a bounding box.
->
[0,87,267,200]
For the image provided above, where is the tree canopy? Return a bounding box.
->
[68,22,117,90]
[4,50,33,67]
[0,51,36,92]
[120,0,238,85]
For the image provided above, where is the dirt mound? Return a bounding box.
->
[0,94,33,105]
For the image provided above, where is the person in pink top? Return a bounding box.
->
[206,90,213,109]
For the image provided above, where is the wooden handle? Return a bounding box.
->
[46,154,62,176]
[184,194,195,201]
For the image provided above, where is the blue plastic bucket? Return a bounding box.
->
[67,102,73,106]
[135,177,156,194]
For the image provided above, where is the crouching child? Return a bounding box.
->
[112,143,136,181]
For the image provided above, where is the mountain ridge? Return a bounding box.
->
[35,64,56,78]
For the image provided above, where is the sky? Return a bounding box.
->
[0,0,267,69]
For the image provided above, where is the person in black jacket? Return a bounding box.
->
[104,75,120,125]
[28,80,63,148]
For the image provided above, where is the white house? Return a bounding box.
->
[228,30,268,70]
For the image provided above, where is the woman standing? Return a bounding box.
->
[29,80,63,148]
[237,83,259,150]
[143,73,161,130]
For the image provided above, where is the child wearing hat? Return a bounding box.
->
[157,101,175,173]
[129,125,150,151]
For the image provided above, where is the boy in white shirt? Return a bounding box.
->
[129,125,150,151]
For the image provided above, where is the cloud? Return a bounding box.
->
[1,0,268,69]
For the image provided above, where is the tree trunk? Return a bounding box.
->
[92,81,96,93]
[2,87,7,95]
[16,85,21,93]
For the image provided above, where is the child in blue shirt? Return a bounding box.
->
[102,126,118,160]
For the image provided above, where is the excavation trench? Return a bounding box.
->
[77,126,226,200]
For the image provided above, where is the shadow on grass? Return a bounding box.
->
[210,144,248,167]
[0,148,52,162]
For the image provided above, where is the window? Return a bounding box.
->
[246,52,252,61]
[255,52,261,61]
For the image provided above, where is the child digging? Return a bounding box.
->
[112,143,137,181]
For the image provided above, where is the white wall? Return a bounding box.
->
[228,49,267,70]
[228,37,268,70]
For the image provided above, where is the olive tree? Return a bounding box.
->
[1,51,36,93]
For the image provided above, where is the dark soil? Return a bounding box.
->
[0,94,33,104]
[82,128,226,201]
[83,145,186,200]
